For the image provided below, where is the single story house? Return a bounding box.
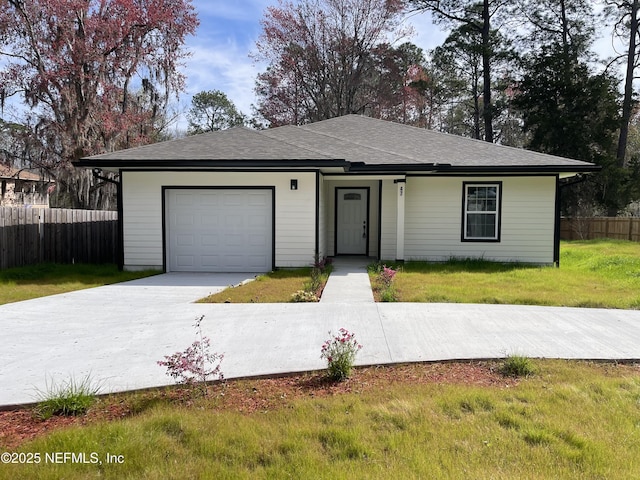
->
[0,166,54,208]
[74,115,599,272]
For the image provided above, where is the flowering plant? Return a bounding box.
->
[320,328,363,381]
[157,315,223,395]
[380,265,397,288]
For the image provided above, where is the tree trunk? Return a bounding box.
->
[617,0,639,168]
[481,0,494,143]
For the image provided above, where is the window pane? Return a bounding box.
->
[466,186,498,213]
[466,213,496,238]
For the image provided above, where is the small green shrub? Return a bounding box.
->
[34,375,101,419]
[380,288,398,302]
[297,257,332,301]
[501,355,535,378]
[303,267,323,294]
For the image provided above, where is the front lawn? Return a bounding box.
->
[373,240,640,309]
[198,266,331,303]
[1,360,639,479]
[0,263,159,305]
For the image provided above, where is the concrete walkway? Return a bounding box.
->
[1,268,640,408]
[320,257,374,303]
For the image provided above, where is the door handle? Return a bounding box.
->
[363,220,367,238]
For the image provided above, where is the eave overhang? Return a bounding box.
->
[345,163,603,175]
[72,158,351,169]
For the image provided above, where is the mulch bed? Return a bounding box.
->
[0,361,516,450]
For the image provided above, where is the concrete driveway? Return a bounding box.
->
[1,272,640,407]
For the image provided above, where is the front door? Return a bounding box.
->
[336,188,368,255]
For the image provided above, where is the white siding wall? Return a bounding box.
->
[404,176,556,264]
[324,179,379,257]
[121,171,317,270]
[380,179,398,260]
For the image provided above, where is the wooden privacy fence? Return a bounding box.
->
[561,217,640,242]
[0,207,118,269]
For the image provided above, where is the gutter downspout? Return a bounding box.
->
[556,174,590,267]
[92,168,124,271]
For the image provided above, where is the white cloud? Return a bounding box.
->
[178,0,446,129]
[184,40,264,113]
[174,0,274,129]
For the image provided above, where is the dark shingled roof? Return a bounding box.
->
[75,114,599,173]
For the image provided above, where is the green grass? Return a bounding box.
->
[198,267,331,303]
[0,263,159,305]
[384,240,640,308]
[501,355,536,378]
[1,360,639,479]
[34,375,101,420]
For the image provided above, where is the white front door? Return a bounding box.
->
[336,188,368,255]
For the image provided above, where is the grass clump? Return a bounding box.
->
[34,375,101,420]
[501,355,535,378]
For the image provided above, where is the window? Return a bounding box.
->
[462,182,501,241]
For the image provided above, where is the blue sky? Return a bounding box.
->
[178,1,445,130]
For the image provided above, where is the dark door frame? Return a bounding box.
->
[334,186,370,256]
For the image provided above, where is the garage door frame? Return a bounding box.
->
[161,185,276,272]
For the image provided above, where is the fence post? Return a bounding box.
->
[39,209,44,263]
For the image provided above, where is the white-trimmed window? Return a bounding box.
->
[462,182,501,241]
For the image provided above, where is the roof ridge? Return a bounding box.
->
[294,120,423,164]
[304,115,590,165]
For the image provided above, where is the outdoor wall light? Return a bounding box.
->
[290,179,298,190]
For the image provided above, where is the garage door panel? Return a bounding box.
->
[176,234,194,246]
[201,214,219,227]
[248,193,269,205]
[176,214,195,227]
[201,255,220,267]
[248,215,267,227]
[201,234,219,247]
[167,189,272,272]
[225,215,243,228]
[176,255,195,268]
[175,193,195,206]
[224,233,243,246]
[224,255,245,268]
[248,234,267,246]
[200,193,219,206]
[247,255,268,268]
[223,193,244,206]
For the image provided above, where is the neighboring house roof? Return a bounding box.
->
[0,166,53,182]
[74,115,600,174]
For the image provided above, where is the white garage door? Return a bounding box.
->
[166,188,273,272]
